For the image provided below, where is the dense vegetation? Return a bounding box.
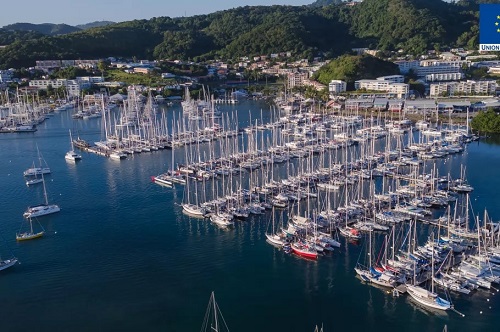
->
[313,54,399,85]
[0,29,44,47]
[75,21,116,30]
[309,0,343,7]
[0,0,488,69]
[471,109,500,133]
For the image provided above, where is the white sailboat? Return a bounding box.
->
[265,207,284,246]
[0,256,18,272]
[65,129,82,161]
[24,146,51,177]
[23,173,60,218]
[200,292,230,332]
[406,235,451,311]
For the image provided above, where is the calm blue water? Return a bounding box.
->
[0,101,499,332]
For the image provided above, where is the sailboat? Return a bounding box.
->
[16,217,44,241]
[406,234,451,311]
[200,292,230,332]
[181,173,206,217]
[0,256,18,272]
[65,129,82,161]
[25,162,44,186]
[265,208,285,246]
[24,146,51,177]
[23,173,60,218]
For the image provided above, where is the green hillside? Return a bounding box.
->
[312,54,400,85]
[0,0,485,69]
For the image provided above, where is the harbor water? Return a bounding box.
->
[0,100,499,331]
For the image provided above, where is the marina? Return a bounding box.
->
[0,98,499,331]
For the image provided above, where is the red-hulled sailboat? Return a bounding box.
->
[291,242,318,260]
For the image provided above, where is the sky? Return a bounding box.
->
[0,0,313,27]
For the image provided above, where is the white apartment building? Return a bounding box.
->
[29,78,92,96]
[377,75,404,83]
[354,79,409,98]
[35,59,99,72]
[328,80,347,94]
[388,83,410,99]
[425,72,465,82]
[429,80,498,97]
[394,60,419,74]
[394,60,467,81]
[416,63,463,78]
[76,76,105,84]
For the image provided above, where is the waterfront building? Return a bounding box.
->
[354,79,409,99]
[29,78,91,96]
[429,80,497,97]
[403,99,437,114]
[437,101,471,113]
[373,97,388,111]
[388,99,405,112]
[345,98,374,111]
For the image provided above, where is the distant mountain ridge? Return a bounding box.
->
[2,21,116,36]
[2,23,80,35]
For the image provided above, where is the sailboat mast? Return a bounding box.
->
[42,173,48,205]
[212,292,219,332]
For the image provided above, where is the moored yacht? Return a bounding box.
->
[0,257,18,272]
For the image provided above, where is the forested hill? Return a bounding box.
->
[2,23,80,35]
[0,0,486,69]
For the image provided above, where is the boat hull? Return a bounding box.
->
[0,258,18,271]
[23,204,60,218]
[16,231,44,241]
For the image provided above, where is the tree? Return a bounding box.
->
[46,84,54,96]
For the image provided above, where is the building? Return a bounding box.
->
[394,60,419,74]
[377,75,404,84]
[373,98,388,111]
[29,78,91,96]
[429,80,498,97]
[34,59,100,72]
[304,80,326,91]
[76,76,105,84]
[437,101,471,113]
[387,83,409,99]
[404,100,437,114]
[328,80,347,94]
[439,52,461,61]
[388,99,405,112]
[35,60,62,72]
[75,60,99,69]
[134,67,154,74]
[354,79,409,98]
[345,98,374,111]
[425,73,464,82]
[287,72,309,89]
